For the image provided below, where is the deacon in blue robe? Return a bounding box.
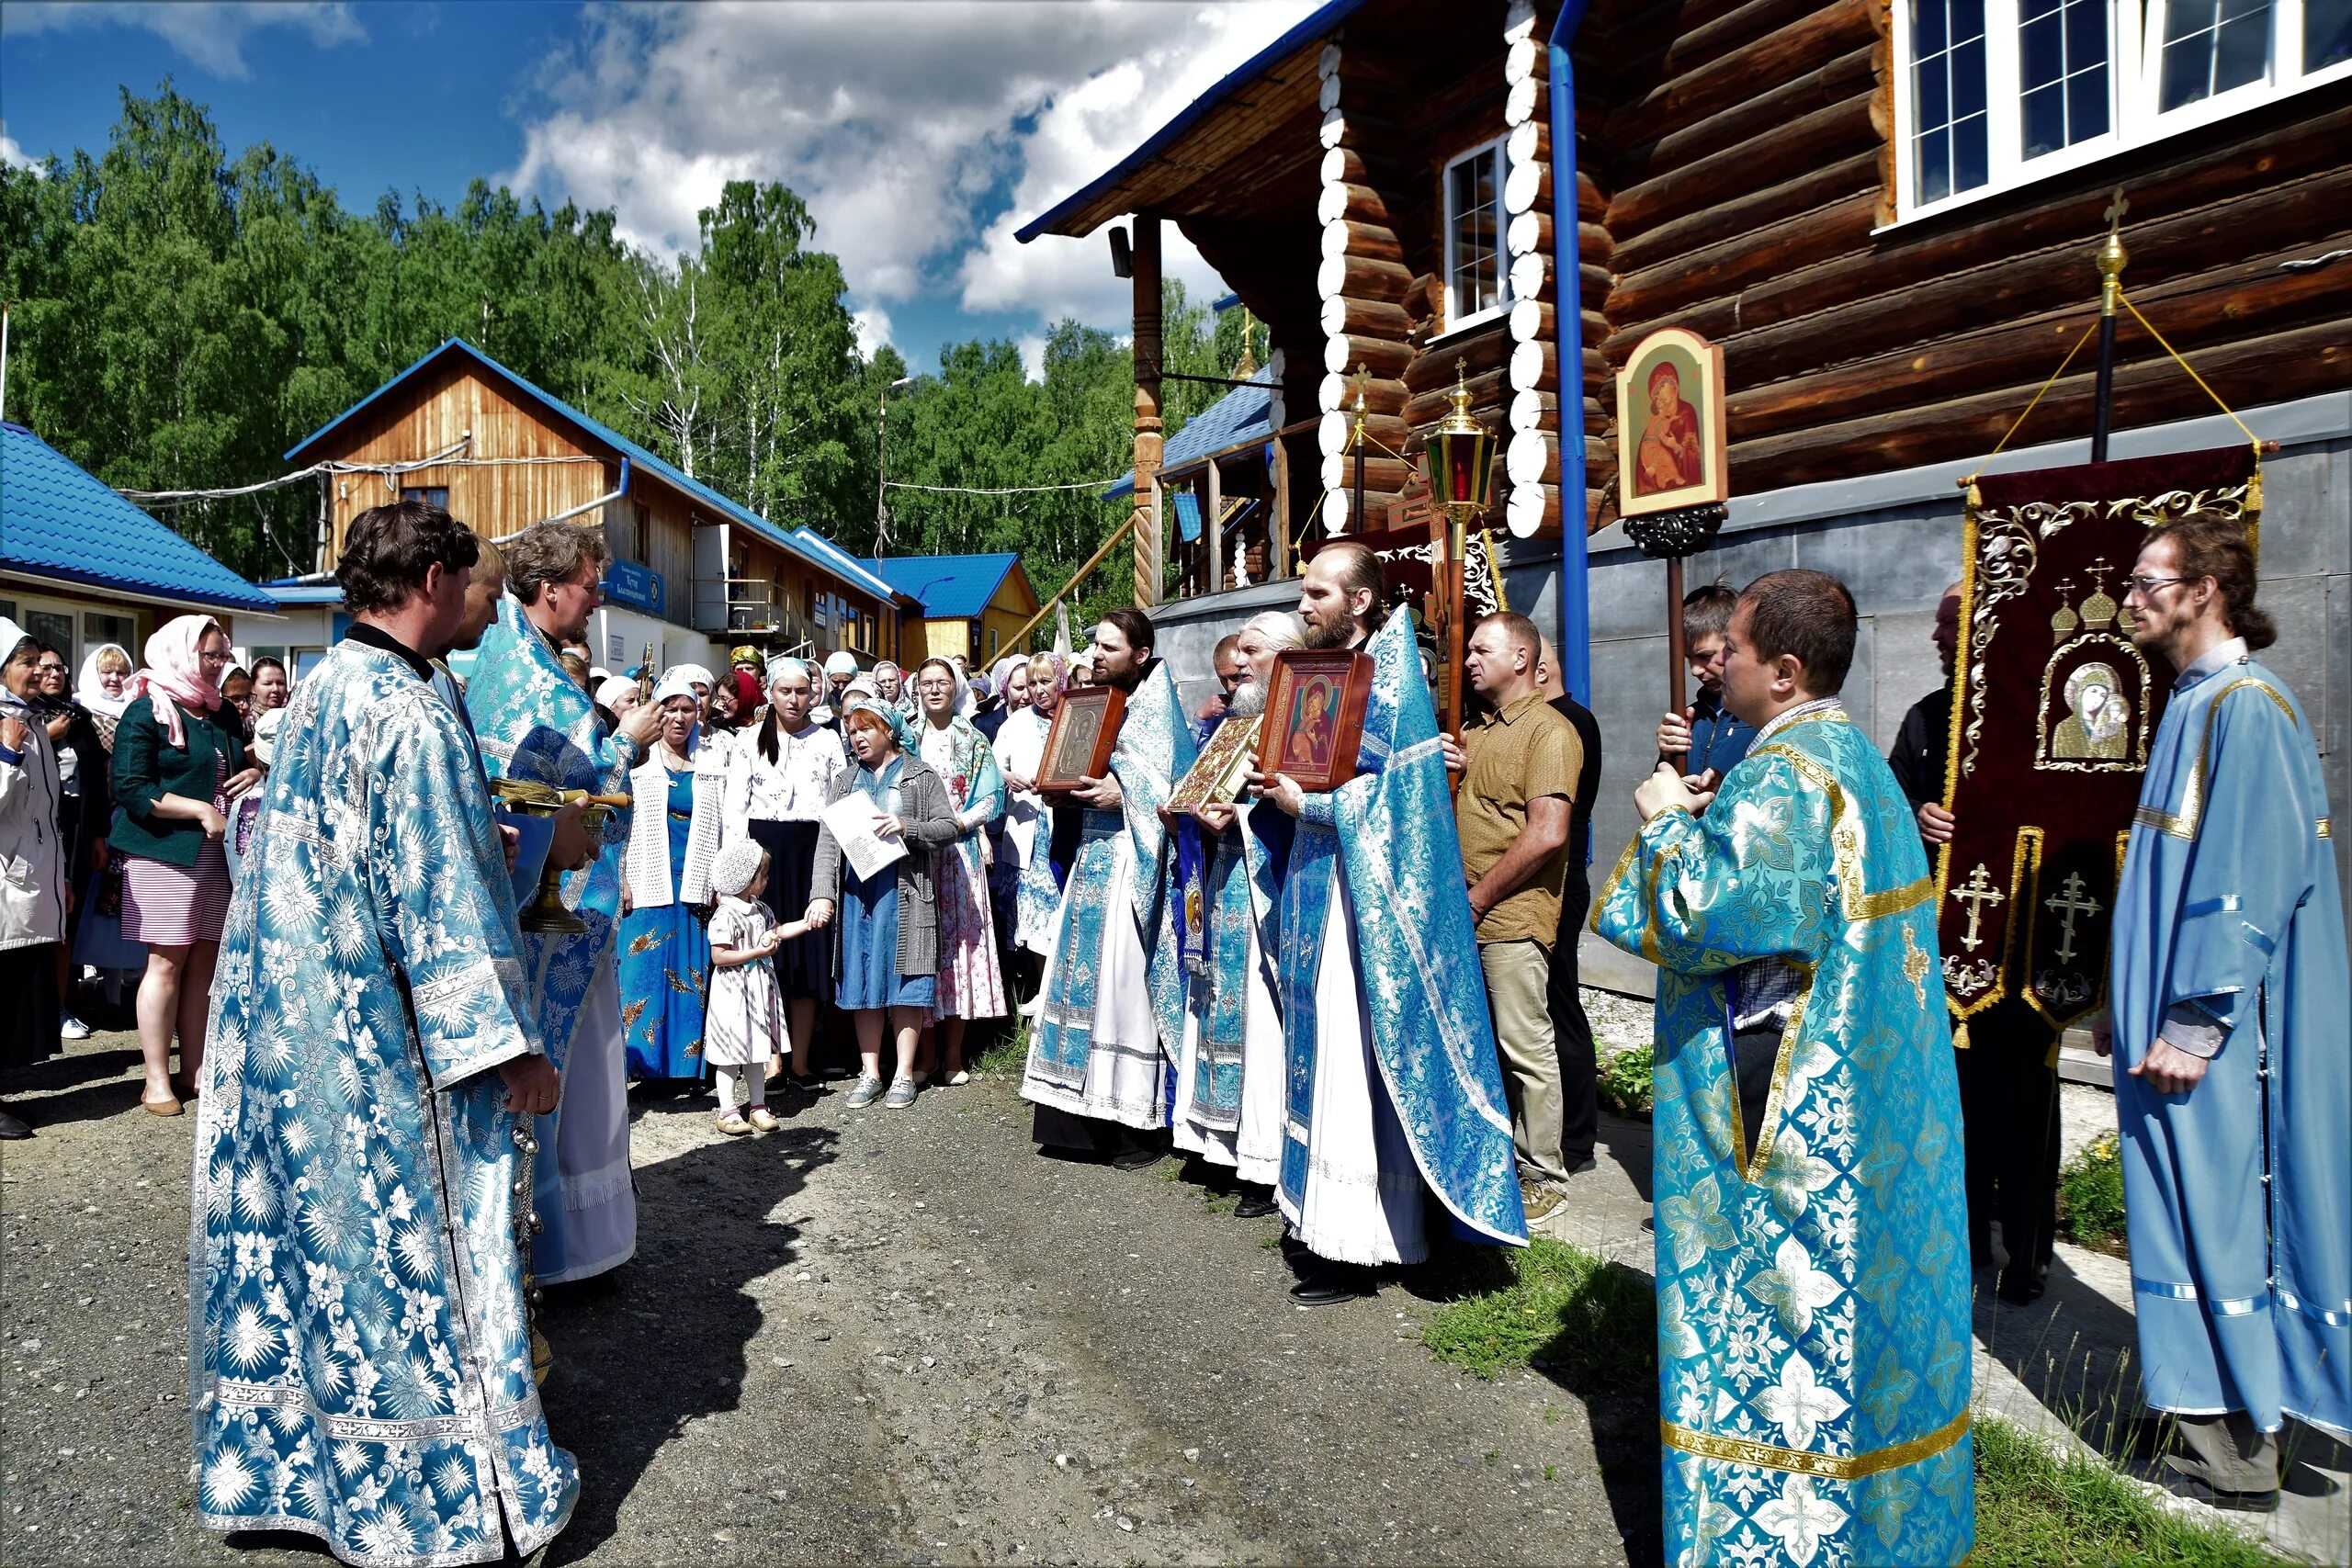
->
[1596,686,1974,1568]
[466,593,640,1283]
[1022,654,1195,1145]
[2109,636,2349,1468]
[194,631,578,1564]
[1254,609,1529,1278]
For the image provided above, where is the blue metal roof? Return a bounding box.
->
[0,423,277,615]
[285,339,887,604]
[1014,0,1366,242]
[263,584,346,605]
[1102,373,1274,500]
[865,553,1025,621]
[786,526,906,604]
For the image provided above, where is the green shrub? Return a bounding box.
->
[1596,1044,1655,1117]
[2059,1130,2129,1244]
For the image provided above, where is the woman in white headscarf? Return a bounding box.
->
[67,643,143,1013]
[616,671,727,1086]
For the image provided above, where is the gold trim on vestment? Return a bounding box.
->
[2317,818,2332,840]
[1852,874,1935,920]
[2133,676,2296,840]
[1661,1409,1972,1481]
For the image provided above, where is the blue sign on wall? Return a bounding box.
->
[603,560,665,616]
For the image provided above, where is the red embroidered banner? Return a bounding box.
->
[1937,445,2259,1036]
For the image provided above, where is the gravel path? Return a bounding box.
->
[1,1029,1654,1567]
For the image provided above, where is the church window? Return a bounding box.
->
[1890,0,2349,220]
[1441,140,1507,332]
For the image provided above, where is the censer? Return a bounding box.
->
[491,778,631,934]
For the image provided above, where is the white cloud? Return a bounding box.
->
[1016,334,1049,384]
[852,307,896,362]
[505,1,1317,340]
[0,123,37,175]
[0,2,364,80]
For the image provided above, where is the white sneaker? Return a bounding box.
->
[59,1016,92,1041]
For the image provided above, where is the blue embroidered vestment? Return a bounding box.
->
[193,639,577,1565]
[1594,706,1974,1568]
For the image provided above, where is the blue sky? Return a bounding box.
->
[0,1,1317,375]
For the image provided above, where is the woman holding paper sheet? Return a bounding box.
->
[808,698,958,1111]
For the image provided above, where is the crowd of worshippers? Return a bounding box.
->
[0,490,2332,1566]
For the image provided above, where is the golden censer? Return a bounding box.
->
[490,778,631,935]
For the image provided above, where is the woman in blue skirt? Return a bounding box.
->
[617,673,728,1085]
[807,698,957,1111]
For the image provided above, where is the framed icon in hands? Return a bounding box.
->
[1035,684,1126,795]
[1255,649,1374,794]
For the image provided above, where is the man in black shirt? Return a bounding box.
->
[1536,637,1604,1174]
[1889,584,2058,1304]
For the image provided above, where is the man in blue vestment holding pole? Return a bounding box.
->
[2100,510,2348,1510]
[1595,569,1973,1568]
[466,521,662,1285]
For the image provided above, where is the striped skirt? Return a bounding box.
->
[119,843,232,947]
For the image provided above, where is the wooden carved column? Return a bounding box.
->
[1131,214,1164,606]
[1315,39,1413,533]
[1500,0,1558,539]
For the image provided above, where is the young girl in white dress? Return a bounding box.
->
[706,840,808,1136]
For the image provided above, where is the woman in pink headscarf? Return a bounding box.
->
[107,615,254,1116]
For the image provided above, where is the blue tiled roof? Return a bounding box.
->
[0,423,277,614]
[1102,373,1273,501]
[865,553,1025,621]
[286,339,888,604]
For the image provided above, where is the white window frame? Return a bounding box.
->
[1888,0,2352,224]
[1440,137,1510,333]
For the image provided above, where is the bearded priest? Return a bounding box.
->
[192,500,577,1563]
[2099,511,2348,1509]
[1594,569,1973,1568]
[1022,607,1196,1165]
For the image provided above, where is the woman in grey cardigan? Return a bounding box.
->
[808,699,959,1109]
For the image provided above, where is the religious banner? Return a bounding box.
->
[1937,444,2259,1037]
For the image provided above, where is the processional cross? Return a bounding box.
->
[1951,863,2007,953]
[2041,871,2105,964]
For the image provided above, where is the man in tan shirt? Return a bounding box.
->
[1448,611,1579,1221]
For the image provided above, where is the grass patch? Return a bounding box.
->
[1421,1236,1657,1389]
[973,1019,1030,1078]
[1972,1414,2282,1566]
[2059,1130,2129,1246]
[1597,1044,1656,1118]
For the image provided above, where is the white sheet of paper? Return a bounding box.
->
[821,794,908,883]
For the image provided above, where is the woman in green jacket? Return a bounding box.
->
[109,615,254,1116]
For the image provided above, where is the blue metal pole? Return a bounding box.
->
[1548,0,1594,706]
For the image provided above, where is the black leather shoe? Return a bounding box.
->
[1234,1190,1279,1219]
[1110,1145,1167,1172]
[0,1107,29,1140]
[2164,1472,2280,1513]
[1289,1271,1375,1306]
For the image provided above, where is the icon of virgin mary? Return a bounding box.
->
[1634,359,1705,495]
[2053,661,2131,760]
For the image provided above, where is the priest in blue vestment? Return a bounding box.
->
[1253,544,1527,1306]
[1595,569,1973,1568]
[1023,608,1195,1165]
[194,501,577,1564]
[1171,611,1304,1215]
[2101,512,2348,1509]
[465,522,662,1283]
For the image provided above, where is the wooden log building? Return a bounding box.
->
[1025,0,2348,988]
[277,339,918,675]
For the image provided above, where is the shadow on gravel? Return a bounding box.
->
[1399,1238,1667,1566]
[537,1116,839,1565]
[2,1046,150,1129]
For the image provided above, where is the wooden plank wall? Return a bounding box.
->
[1586,0,2351,513]
[316,362,614,554]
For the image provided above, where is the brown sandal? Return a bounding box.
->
[141,1094,184,1118]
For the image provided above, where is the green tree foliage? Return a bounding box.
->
[0,82,1251,641]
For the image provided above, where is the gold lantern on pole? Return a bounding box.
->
[1426,360,1494,735]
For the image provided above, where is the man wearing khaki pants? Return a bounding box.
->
[1444,612,1578,1224]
